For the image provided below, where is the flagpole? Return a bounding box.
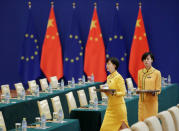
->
[139,2,145,102]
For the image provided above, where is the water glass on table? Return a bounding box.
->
[68,81,72,88]
[35,117,41,123]
[1,94,5,103]
[53,112,58,122]
[102,97,108,105]
[89,100,94,108]
[15,123,21,131]
[78,78,82,85]
[93,98,98,109]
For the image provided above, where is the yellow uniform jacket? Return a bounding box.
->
[100,71,128,131]
[138,67,161,121]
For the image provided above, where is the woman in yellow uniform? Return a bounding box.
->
[100,57,128,131]
[138,52,161,121]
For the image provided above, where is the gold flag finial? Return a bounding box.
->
[51,1,54,7]
[139,2,142,8]
[94,2,97,8]
[28,1,31,9]
[116,3,119,10]
[72,2,76,8]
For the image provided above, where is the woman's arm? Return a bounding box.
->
[113,77,126,97]
[156,71,161,94]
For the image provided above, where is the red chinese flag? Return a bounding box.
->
[40,6,63,81]
[129,7,149,85]
[84,7,107,82]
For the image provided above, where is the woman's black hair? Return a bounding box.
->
[141,52,154,62]
[106,57,119,70]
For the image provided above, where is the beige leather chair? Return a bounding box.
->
[39,78,48,91]
[14,83,25,96]
[144,116,162,131]
[168,106,179,131]
[28,80,37,94]
[131,121,149,131]
[88,86,98,101]
[99,85,107,98]
[0,111,6,131]
[50,76,58,89]
[177,104,179,108]
[157,111,176,131]
[37,99,52,119]
[126,78,134,90]
[65,92,77,112]
[51,96,64,119]
[77,90,88,106]
[1,84,11,98]
[120,128,132,131]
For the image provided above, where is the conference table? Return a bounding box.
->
[70,83,179,131]
[0,82,102,130]
[9,119,80,131]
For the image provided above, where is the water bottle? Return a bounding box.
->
[168,75,171,85]
[161,77,165,87]
[58,109,63,122]
[93,97,98,109]
[36,85,39,97]
[72,77,75,88]
[5,92,10,104]
[21,89,26,100]
[49,84,53,93]
[61,79,64,90]
[57,83,61,89]
[82,75,86,84]
[91,74,94,83]
[22,118,27,131]
[41,114,46,129]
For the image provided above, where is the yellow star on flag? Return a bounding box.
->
[47,19,54,28]
[90,20,96,30]
[136,19,141,27]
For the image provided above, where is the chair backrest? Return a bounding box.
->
[177,104,179,108]
[39,78,48,91]
[131,121,149,131]
[120,128,132,131]
[50,76,58,89]
[168,106,179,131]
[157,111,176,131]
[144,116,162,131]
[28,80,37,93]
[99,85,107,98]
[88,86,98,101]
[1,84,11,98]
[51,96,64,119]
[65,92,77,113]
[0,111,6,131]
[37,99,52,119]
[77,90,88,107]
[126,78,134,90]
[14,83,25,94]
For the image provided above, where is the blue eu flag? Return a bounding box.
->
[106,6,128,78]
[63,4,84,82]
[19,7,40,83]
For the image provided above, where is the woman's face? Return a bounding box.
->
[143,55,153,69]
[106,61,116,73]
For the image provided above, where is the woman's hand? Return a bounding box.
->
[105,90,115,96]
